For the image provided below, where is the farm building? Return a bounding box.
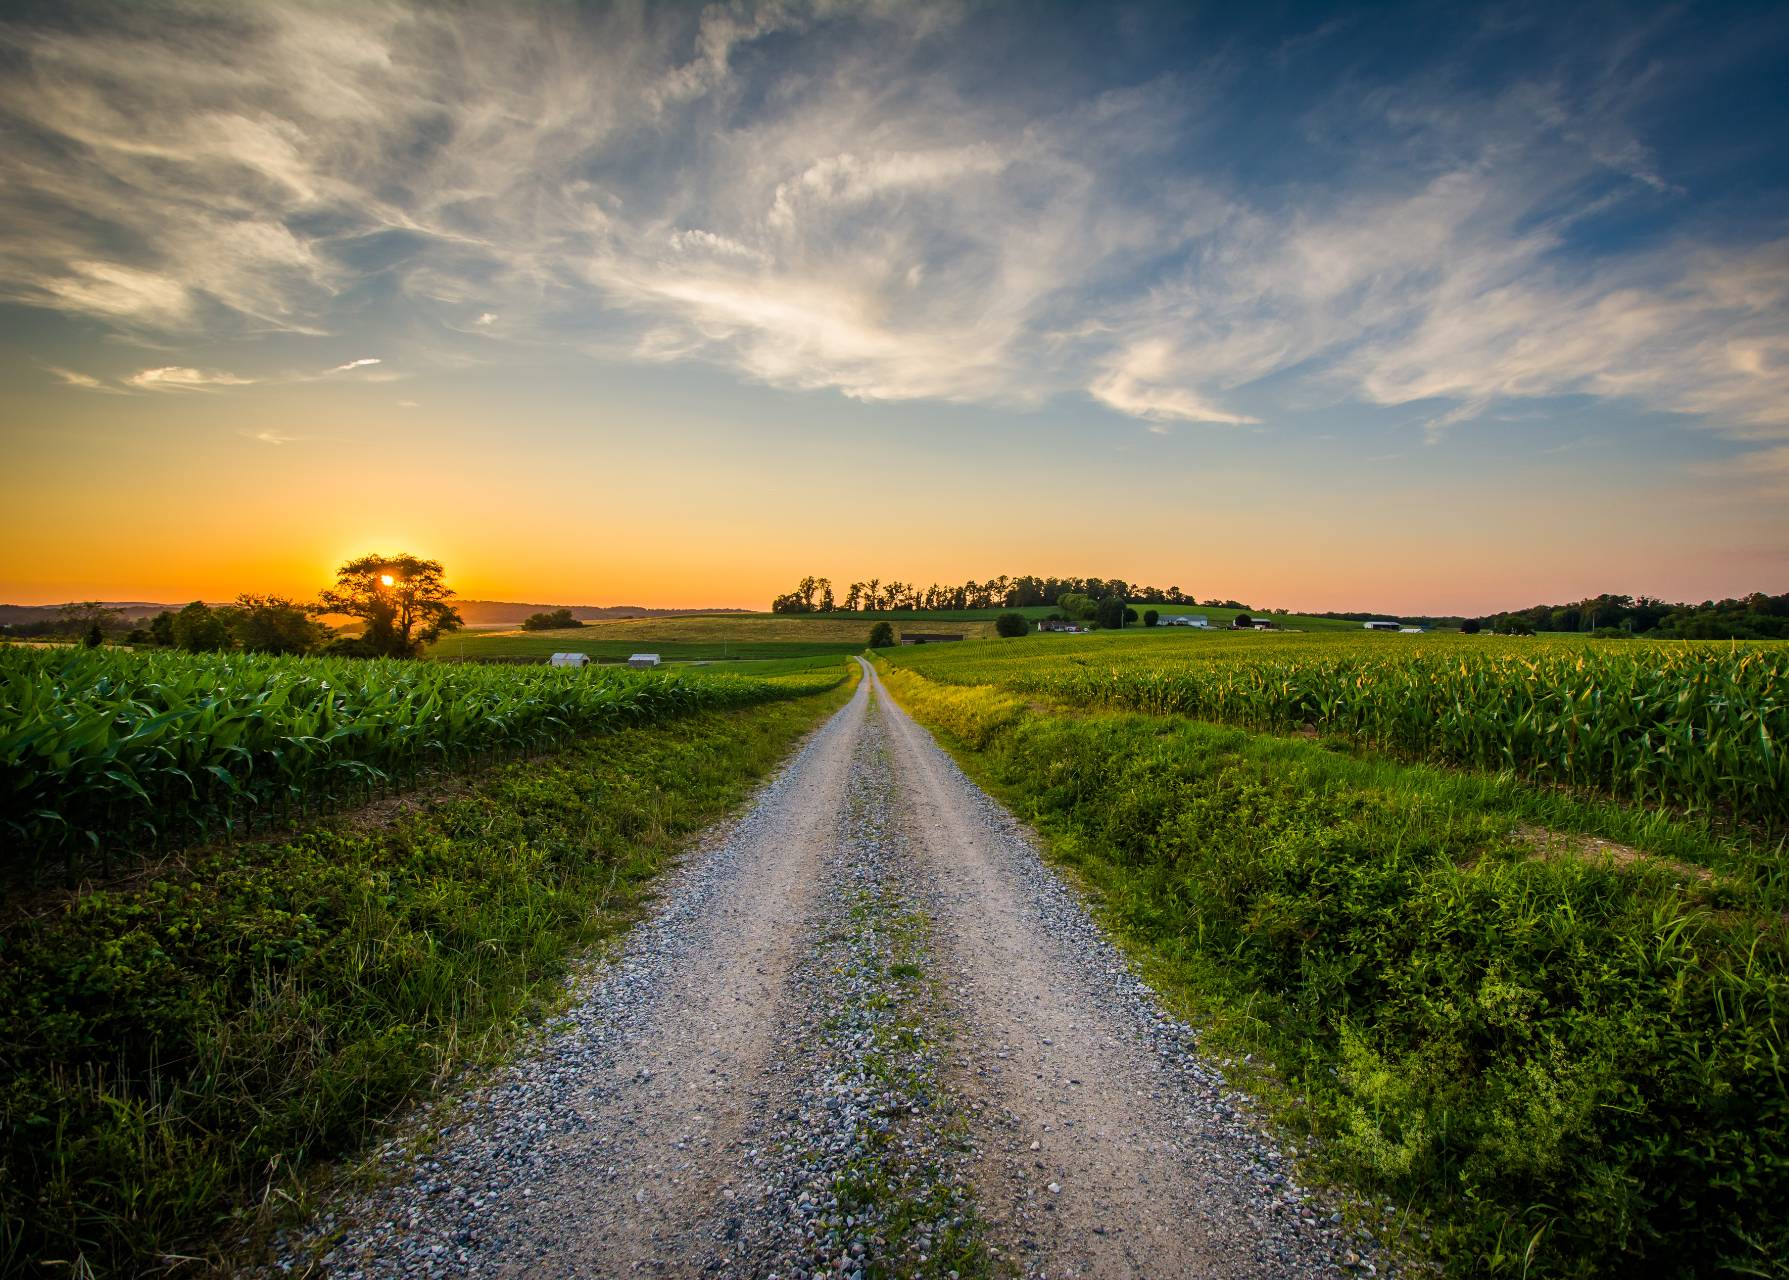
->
[900,632,964,645]
[627,653,661,668]
[549,652,589,667]
[1160,614,1210,628]
[1363,621,1401,632]
[1036,619,1085,633]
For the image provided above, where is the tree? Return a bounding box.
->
[58,601,122,640]
[1143,609,1159,627]
[995,611,1028,637]
[83,622,104,648]
[522,608,581,631]
[315,553,462,658]
[1460,618,1481,635]
[148,611,176,646]
[230,595,328,654]
[1095,597,1130,629]
[172,601,232,652]
[868,621,895,648]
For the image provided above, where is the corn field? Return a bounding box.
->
[1,646,843,871]
[885,632,1788,827]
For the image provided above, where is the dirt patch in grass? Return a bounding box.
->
[1510,822,1713,882]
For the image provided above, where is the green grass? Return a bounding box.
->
[0,678,854,1278]
[881,665,1788,1279]
[883,629,1789,829]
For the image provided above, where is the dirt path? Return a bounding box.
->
[291,661,1374,1279]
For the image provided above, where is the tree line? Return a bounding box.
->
[17,554,465,659]
[770,574,1251,614]
[1460,591,1789,640]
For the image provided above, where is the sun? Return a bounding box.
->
[380,574,394,586]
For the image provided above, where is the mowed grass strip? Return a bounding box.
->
[881,665,1788,1279]
[0,676,854,1278]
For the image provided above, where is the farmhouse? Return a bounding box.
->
[549,652,590,668]
[900,632,964,645]
[627,653,661,668]
[1036,619,1085,633]
[1160,614,1210,628]
[1363,621,1401,632]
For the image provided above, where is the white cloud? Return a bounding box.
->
[126,366,255,390]
[326,357,382,373]
[0,0,1781,457]
[396,399,420,408]
[242,429,299,446]
[43,365,121,393]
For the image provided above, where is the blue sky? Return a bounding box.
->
[1,0,1785,610]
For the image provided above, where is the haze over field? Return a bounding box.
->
[2,1,1786,612]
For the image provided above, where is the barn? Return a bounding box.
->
[627,653,662,668]
[549,652,590,667]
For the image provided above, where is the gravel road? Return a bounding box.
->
[287,660,1384,1279]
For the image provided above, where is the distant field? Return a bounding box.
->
[428,613,1000,660]
[426,608,1381,661]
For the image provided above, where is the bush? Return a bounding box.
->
[1143,609,1159,628]
[522,608,581,631]
[995,612,1029,638]
[868,621,896,648]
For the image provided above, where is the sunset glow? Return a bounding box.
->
[2,2,1785,613]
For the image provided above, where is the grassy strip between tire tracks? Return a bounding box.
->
[1,671,857,1277]
[878,664,1787,1280]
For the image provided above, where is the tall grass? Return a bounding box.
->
[1,646,843,875]
[884,632,1788,828]
[883,665,1789,1279]
[0,680,852,1277]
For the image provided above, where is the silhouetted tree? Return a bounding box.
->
[315,553,462,658]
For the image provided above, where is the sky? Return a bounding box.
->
[1,0,1786,614]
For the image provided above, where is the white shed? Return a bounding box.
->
[550,652,590,667]
[627,653,661,669]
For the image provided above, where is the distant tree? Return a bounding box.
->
[230,595,328,654]
[148,611,176,646]
[58,601,122,640]
[315,553,462,658]
[125,627,154,646]
[1232,613,1253,629]
[172,601,232,652]
[868,621,896,648]
[1095,597,1130,629]
[1459,618,1481,635]
[83,622,104,648]
[1057,592,1097,621]
[1143,609,1159,627]
[995,612,1028,638]
[522,608,581,631]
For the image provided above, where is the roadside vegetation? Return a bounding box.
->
[889,630,1788,829]
[0,659,855,1277]
[2,646,842,879]
[876,650,1787,1279]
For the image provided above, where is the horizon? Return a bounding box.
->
[3,2,1787,613]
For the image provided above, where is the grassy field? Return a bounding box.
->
[880,661,1787,1278]
[2,647,843,880]
[424,606,1376,662]
[1,667,856,1277]
[882,629,1789,828]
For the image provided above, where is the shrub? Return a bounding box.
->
[868,621,896,648]
[995,612,1029,638]
[1143,609,1159,627]
[522,608,581,631]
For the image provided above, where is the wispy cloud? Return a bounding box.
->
[0,0,1782,464]
[126,366,255,391]
[42,364,123,393]
[241,429,300,446]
